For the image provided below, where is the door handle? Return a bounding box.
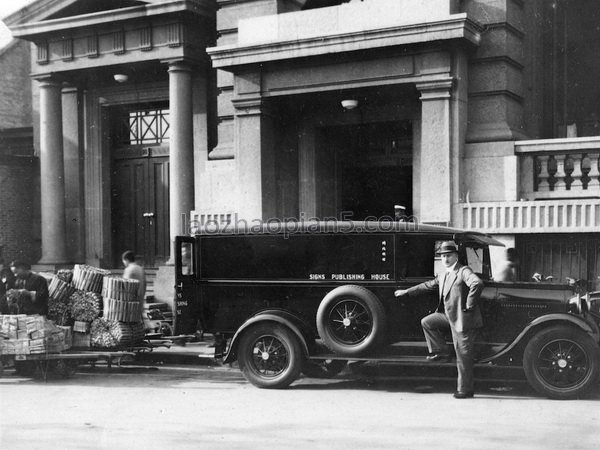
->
[143,212,155,218]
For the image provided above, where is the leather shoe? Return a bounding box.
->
[426,353,451,362]
[453,391,474,399]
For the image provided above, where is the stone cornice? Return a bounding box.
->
[4,0,79,27]
[416,79,454,100]
[9,0,215,39]
[515,136,600,154]
[470,55,524,71]
[483,22,525,39]
[208,15,482,70]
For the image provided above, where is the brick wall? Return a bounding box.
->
[0,38,38,266]
[0,39,32,129]
[0,155,39,266]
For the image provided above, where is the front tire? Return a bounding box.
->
[238,323,303,389]
[523,325,600,399]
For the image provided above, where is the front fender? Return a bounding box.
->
[480,313,599,364]
[223,310,313,364]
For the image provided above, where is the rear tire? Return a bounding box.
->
[523,325,600,399]
[238,323,303,389]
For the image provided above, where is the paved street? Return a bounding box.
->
[1,362,599,449]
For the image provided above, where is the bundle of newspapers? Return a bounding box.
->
[0,314,72,355]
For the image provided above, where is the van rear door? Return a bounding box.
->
[174,236,200,335]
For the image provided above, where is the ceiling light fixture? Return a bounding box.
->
[341,99,359,110]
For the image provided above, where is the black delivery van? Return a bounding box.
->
[174,220,600,399]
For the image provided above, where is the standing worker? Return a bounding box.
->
[122,250,147,305]
[394,241,484,399]
[495,247,517,282]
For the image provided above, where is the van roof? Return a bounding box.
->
[194,220,504,246]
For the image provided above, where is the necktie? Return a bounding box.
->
[440,272,448,301]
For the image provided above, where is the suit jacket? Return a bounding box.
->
[406,263,484,332]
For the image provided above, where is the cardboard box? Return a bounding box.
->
[73,321,90,333]
[17,330,29,340]
[58,326,73,349]
[72,331,91,348]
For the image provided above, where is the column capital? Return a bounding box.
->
[33,75,63,88]
[162,57,200,71]
[232,97,275,117]
[415,78,454,100]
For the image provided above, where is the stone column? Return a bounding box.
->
[62,86,85,262]
[233,98,277,220]
[415,79,453,225]
[168,61,195,263]
[38,78,68,266]
[298,125,317,218]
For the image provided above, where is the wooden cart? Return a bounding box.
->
[0,350,136,380]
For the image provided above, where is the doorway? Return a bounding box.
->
[110,104,170,267]
[320,121,413,220]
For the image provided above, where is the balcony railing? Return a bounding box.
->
[461,199,600,233]
[516,137,600,200]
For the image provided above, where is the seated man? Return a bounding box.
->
[9,260,50,315]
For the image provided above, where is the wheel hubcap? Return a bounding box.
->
[537,339,589,389]
[250,335,288,377]
[328,299,373,345]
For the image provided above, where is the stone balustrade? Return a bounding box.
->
[516,137,600,199]
[461,199,600,233]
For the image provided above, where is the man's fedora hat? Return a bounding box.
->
[437,241,459,255]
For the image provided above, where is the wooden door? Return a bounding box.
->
[111,147,170,267]
[517,234,600,289]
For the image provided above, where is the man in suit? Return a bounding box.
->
[394,241,484,399]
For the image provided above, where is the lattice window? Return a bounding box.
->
[119,108,170,146]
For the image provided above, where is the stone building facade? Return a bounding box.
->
[2,0,599,296]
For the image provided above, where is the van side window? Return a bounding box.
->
[398,237,439,278]
[181,242,194,275]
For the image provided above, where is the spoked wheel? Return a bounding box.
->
[238,324,303,389]
[14,360,39,377]
[329,300,372,344]
[523,325,600,399]
[302,359,347,378]
[317,285,386,356]
[50,359,79,378]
